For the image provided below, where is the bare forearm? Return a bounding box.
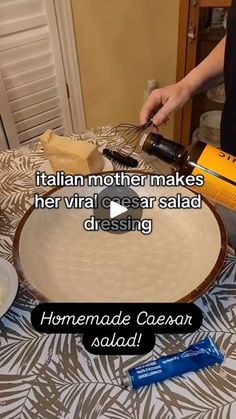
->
[182,37,226,95]
[140,37,226,125]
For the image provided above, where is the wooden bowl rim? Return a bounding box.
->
[12,170,228,303]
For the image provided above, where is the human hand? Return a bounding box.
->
[140,81,192,127]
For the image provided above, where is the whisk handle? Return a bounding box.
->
[103,148,139,167]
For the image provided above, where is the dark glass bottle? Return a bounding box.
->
[140,132,236,211]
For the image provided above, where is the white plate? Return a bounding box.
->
[14,174,227,303]
[0,258,18,318]
[39,155,113,175]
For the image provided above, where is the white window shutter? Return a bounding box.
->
[0,0,73,148]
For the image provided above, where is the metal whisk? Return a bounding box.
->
[107,120,153,155]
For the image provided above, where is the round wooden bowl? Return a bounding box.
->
[13,172,227,303]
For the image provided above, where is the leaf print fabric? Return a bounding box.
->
[0,129,235,419]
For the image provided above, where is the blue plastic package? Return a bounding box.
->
[122,337,224,389]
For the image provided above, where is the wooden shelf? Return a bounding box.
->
[199,0,231,7]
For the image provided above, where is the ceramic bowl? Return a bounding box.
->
[13,172,227,303]
[0,258,18,318]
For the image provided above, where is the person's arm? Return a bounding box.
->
[184,36,225,93]
[140,37,226,126]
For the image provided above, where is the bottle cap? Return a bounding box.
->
[121,371,132,388]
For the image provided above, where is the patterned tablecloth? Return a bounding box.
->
[0,131,236,419]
